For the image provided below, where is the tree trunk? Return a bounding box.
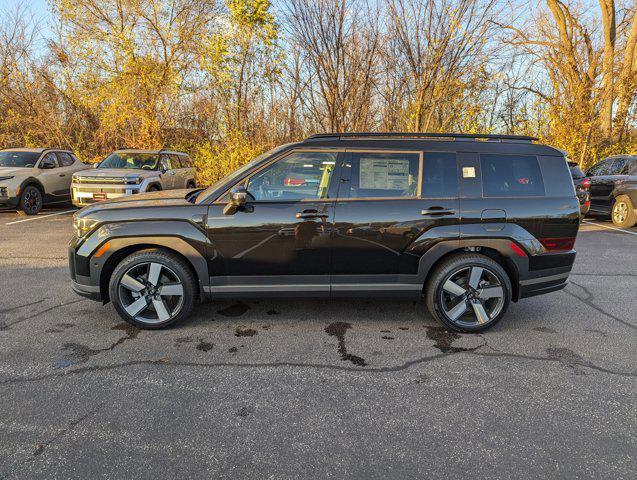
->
[599,0,616,138]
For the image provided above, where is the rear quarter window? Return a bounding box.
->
[568,162,585,178]
[480,154,545,197]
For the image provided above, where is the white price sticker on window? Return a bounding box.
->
[462,167,476,178]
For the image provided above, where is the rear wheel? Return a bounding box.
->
[148,185,160,192]
[109,249,197,329]
[18,185,43,215]
[186,180,196,189]
[611,195,636,228]
[426,253,511,333]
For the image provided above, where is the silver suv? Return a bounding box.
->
[71,149,196,207]
[0,148,90,215]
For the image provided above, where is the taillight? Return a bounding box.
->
[284,177,305,186]
[581,178,591,189]
[584,200,590,207]
[538,237,576,252]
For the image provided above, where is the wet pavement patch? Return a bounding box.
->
[175,336,193,345]
[33,443,45,456]
[228,347,238,353]
[399,327,409,330]
[546,347,591,374]
[381,335,394,340]
[425,326,472,353]
[380,330,391,333]
[235,326,258,337]
[55,343,103,368]
[533,327,557,334]
[196,340,214,352]
[218,302,250,317]
[324,322,367,367]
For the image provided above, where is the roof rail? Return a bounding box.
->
[305,132,538,143]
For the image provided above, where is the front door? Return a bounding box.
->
[205,150,340,296]
[330,150,460,295]
[37,152,68,197]
[159,154,176,189]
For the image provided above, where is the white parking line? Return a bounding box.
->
[6,210,75,225]
[582,220,637,236]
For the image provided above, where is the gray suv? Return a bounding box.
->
[0,148,89,215]
[71,149,196,207]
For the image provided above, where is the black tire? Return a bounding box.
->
[186,181,196,189]
[108,248,197,329]
[18,184,43,215]
[611,195,636,228]
[425,253,512,333]
[148,185,161,192]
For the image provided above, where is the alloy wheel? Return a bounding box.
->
[117,262,185,324]
[613,201,628,224]
[438,265,505,328]
[23,188,41,214]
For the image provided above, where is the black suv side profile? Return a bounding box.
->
[585,154,637,228]
[69,133,580,332]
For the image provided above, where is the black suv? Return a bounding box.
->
[69,133,580,332]
[585,154,637,228]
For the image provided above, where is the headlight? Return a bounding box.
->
[0,175,14,181]
[73,216,98,238]
[125,177,141,185]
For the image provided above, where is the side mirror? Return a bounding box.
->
[223,186,251,215]
[39,160,55,169]
[93,163,99,169]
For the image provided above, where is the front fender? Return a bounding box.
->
[73,220,212,299]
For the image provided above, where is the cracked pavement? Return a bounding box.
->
[0,208,635,479]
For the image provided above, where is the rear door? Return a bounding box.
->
[588,158,615,213]
[330,150,459,295]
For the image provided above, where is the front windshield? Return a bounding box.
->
[0,151,40,168]
[195,143,293,203]
[98,153,159,170]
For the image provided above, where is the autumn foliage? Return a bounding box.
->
[0,0,635,183]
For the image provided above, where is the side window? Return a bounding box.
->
[246,151,337,201]
[39,152,58,168]
[345,152,420,198]
[480,154,545,197]
[160,154,173,170]
[56,152,75,167]
[171,154,184,168]
[183,156,193,168]
[422,152,457,197]
[611,157,628,175]
[629,159,637,175]
[590,159,612,176]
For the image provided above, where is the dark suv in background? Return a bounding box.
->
[68,133,580,332]
[568,161,591,216]
[586,154,637,228]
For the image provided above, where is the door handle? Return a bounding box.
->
[421,208,455,216]
[296,209,329,219]
[59,174,66,177]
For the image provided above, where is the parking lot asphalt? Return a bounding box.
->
[0,205,635,479]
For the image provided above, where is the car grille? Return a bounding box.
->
[75,186,128,194]
[74,177,127,184]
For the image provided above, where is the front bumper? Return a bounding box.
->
[68,243,102,301]
[0,185,19,207]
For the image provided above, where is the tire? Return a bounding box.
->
[425,253,512,333]
[18,185,43,215]
[611,195,636,228]
[148,185,161,192]
[108,248,197,329]
[186,181,196,189]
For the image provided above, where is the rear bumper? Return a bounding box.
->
[518,273,569,299]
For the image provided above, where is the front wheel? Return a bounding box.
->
[426,253,512,333]
[611,195,636,228]
[109,249,197,329]
[18,185,43,215]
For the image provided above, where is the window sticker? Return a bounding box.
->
[462,166,476,178]
[359,158,410,190]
